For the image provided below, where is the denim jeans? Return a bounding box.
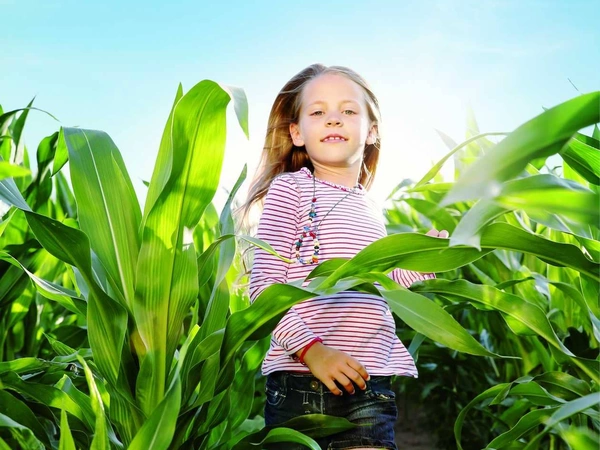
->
[264,372,398,450]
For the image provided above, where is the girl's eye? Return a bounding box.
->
[343,110,356,115]
[310,111,324,116]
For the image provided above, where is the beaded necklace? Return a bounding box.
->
[295,172,359,265]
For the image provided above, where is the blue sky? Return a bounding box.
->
[3,0,599,205]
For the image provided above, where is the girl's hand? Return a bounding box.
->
[301,343,369,396]
[426,228,449,238]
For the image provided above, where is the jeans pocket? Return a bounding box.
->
[265,377,286,407]
[366,378,396,402]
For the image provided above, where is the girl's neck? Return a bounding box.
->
[312,164,361,189]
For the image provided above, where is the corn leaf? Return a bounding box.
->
[0,390,50,448]
[560,133,600,185]
[413,279,575,357]
[522,393,600,450]
[58,409,76,450]
[77,357,111,450]
[220,284,314,370]
[442,91,600,205]
[0,413,45,450]
[451,174,598,248]
[59,127,141,310]
[134,80,247,415]
[128,374,181,450]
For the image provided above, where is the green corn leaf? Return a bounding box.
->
[540,392,600,429]
[442,91,600,206]
[233,427,320,450]
[192,352,222,410]
[311,222,599,290]
[228,337,270,431]
[58,409,76,450]
[77,356,111,450]
[455,384,507,450]
[0,168,31,210]
[55,375,96,433]
[0,412,45,450]
[310,272,506,358]
[415,131,509,188]
[406,182,453,194]
[403,198,457,232]
[179,328,223,405]
[0,437,11,450]
[25,212,128,386]
[0,175,127,385]
[496,188,599,226]
[485,407,559,449]
[128,373,181,450]
[59,127,142,311]
[0,390,51,448]
[220,284,314,370]
[450,174,598,249]
[141,84,183,228]
[0,251,87,316]
[559,426,600,450]
[413,279,575,357]
[55,171,76,218]
[134,80,247,415]
[560,132,600,185]
[381,287,503,358]
[232,414,356,449]
[508,381,564,406]
[0,161,30,180]
[198,390,230,439]
[522,393,600,450]
[309,233,487,290]
[9,99,34,167]
[0,372,92,429]
[533,372,591,401]
[199,165,248,340]
[0,358,69,375]
[200,279,230,342]
[478,223,599,281]
[549,281,600,343]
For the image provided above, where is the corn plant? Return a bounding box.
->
[381,92,600,448]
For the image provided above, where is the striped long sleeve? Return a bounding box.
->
[249,176,317,355]
[249,168,436,377]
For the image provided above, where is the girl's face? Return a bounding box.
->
[289,73,377,172]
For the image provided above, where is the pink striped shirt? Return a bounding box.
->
[250,167,434,376]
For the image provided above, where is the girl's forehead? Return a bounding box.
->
[300,73,367,106]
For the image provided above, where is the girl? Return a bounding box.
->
[243,64,448,450]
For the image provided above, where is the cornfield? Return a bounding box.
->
[0,80,598,449]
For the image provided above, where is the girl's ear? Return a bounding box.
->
[289,123,304,147]
[366,124,378,145]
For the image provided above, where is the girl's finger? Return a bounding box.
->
[334,373,355,395]
[323,378,344,396]
[425,229,439,237]
[439,230,449,238]
[347,360,370,386]
[344,366,368,391]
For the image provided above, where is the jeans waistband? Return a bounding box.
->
[268,371,392,392]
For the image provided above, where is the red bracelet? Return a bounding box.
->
[298,337,323,365]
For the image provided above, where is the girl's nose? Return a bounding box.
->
[326,114,342,126]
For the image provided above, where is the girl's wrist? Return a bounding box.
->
[297,337,323,365]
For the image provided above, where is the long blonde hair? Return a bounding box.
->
[240,64,382,222]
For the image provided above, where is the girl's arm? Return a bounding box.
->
[249,175,319,356]
[388,228,447,287]
[389,267,435,287]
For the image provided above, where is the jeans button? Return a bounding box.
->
[309,380,319,391]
